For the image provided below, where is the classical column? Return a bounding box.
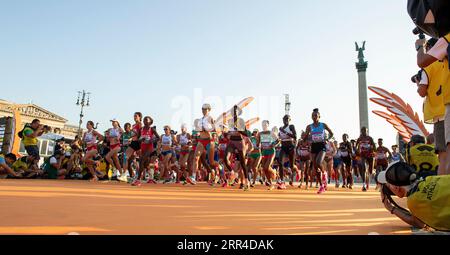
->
[355,41,369,130]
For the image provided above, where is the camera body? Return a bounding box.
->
[412,27,426,39]
[411,70,422,84]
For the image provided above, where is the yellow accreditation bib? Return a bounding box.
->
[407,175,450,231]
[406,144,439,173]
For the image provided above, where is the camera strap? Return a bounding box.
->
[387,194,410,214]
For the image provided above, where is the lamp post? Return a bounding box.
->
[76,90,90,136]
[284,94,291,116]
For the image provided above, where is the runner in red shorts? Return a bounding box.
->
[356,127,376,192]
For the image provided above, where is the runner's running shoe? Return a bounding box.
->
[117,174,128,182]
[277,182,287,190]
[147,179,157,184]
[186,176,196,185]
[131,180,141,186]
[317,185,325,194]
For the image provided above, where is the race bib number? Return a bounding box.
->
[312,134,324,143]
[142,136,151,144]
[261,142,271,149]
[300,150,309,157]
[361,143,371,151]
[219,144,227,151]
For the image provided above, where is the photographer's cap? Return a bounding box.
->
[376,161,417,186]
[410,135,425,144]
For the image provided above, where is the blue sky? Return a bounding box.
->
[0,0,425,146]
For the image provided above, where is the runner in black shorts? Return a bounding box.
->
[339,134,353,189]
[123,112,143,178]
[277,115,297,190]
[295,133,311,189]
[304,109,334,194]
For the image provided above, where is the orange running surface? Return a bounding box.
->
[0,180,410,235]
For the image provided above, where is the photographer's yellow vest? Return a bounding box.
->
[406,144,439,173]
[423,60,446,123]
[440,34,450,105]
[407,175,450,231]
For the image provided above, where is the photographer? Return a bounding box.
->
[43,150,67,179]
[0,153,22,178]
[20,119,45,162]
[414,38,447,174]
[405,135,439,178]
[415,33,450,174]
[12,155,43,178]
[377,161,450,232]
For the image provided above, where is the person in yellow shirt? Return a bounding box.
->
[12,155,44,178]
[0,153,21,178]
[415,38,447,175]
[416,33,450,174]
[21,119,45,162]
[377,161,450,232]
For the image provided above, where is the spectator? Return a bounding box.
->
[67,145,83,179]
[0,153,21,178]
[12,155,44,178]
[405,135,439,179]
[21,119,45,162]
[71,135,83,151]
[54,138,66,155]
[43,150,67,179]
[377,161,450,232]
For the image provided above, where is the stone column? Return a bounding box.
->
[355,41,369,130]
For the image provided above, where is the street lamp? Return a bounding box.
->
[284,94,291,116]
[76,90,91,136]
